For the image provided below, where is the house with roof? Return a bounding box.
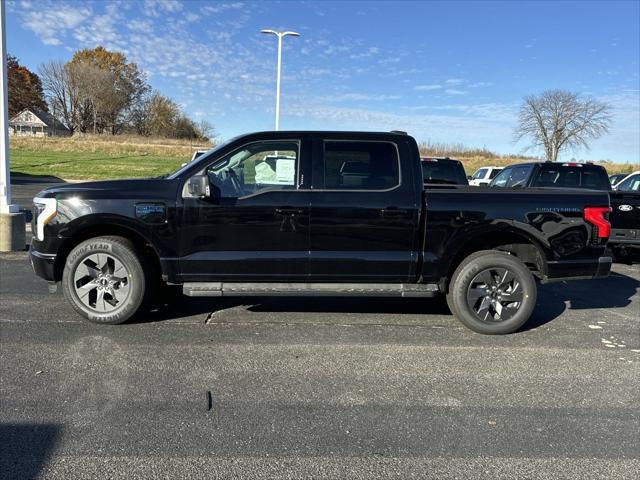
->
[9,108,71,137]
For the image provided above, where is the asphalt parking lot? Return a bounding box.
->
[1,253,639,479]
[1,178,639,479]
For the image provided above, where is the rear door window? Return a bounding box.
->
[321,141,400,190]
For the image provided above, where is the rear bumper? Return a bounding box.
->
[543,256,612,282]
[29,247,57,282]
[608,228,639,246]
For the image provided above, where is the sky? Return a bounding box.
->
[6,0,640,163]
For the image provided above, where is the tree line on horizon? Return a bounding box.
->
[8,46,213,141]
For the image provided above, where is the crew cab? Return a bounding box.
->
[30,131,612,334]
[421,157,468,185]
[469,166,503,186]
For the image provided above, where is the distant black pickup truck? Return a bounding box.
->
[30,131,612,334]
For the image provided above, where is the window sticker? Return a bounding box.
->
[275,158,296,185]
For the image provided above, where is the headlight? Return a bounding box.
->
[33,197,57,241]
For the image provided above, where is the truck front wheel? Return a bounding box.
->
[62,236,148,324]
[446,250,537,334]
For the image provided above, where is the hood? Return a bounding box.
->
[35,178,178,201]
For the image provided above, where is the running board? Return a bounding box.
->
[182,282,440,298]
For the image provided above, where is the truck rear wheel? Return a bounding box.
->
[62,236,148,324]
[446,250,536,334]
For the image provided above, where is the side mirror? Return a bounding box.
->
[187,175,209,197]
[467,175,473,180]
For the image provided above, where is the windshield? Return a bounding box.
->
[616,174,640,192]
[166,138,236,179]
[490,165,532,187]
[422,161,468,185]
[472,168,487,179]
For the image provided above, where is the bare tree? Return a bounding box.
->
[514,89,612,161]
[39,60,79,133]
[69,62,121,134]
[196,120,215,141]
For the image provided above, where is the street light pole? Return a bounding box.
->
[260,29,299,131]
[0,0,25,251]
[0,0,16,215]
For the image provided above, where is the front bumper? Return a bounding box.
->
[543,256,612,282]
[29,247,57,282]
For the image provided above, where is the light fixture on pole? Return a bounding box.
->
[260,29,299,131]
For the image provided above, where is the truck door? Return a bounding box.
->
[308,138,420,282]
[179,138,312,281]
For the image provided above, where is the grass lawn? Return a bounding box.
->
[9,149,185,180]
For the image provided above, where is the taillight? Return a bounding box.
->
[584,206,612,241]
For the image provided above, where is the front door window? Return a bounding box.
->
[206,141,299,198]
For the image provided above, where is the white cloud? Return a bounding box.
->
[468,82,494,88]
[445,78,465,85]
[284,103,517,150]
[414,84,442,91]
[19,1,91,46]
[144,0,183,17]
[349,47,379,59]
[201,2,244,16]
[445,89,468,95]
[128,19,154,33]
[325,93,401,102]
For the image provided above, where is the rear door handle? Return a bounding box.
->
[380,207,409,217]
[275,207,304,215]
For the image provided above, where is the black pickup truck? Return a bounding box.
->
[490,162,639,262]
[30,131,612,334]
[609,171,640,261]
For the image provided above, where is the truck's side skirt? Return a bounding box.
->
[183,282,440,298]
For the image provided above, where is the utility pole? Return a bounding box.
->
[260,29,299,131]
[0,0,25,251]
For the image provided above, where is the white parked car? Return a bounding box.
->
[469,166,503,186]
[613,171,640,191]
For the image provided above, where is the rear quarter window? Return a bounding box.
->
[532,165,611,190]
[422,161,468,185]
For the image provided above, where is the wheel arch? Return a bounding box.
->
[53,222,162,282]
[438,227,549,293]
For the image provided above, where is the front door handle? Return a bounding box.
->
[380,207,408,217]
[275,207,304,215]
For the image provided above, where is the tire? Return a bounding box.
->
[446,250,537,334]
[62,236,148,324]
